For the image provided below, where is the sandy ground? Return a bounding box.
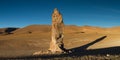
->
[0,25,120,57]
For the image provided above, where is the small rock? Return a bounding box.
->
[106,54,110,57]
[33,51,42,55]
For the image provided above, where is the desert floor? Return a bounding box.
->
[0,25,120,59]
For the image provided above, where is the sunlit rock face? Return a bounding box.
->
[49,8,66,53]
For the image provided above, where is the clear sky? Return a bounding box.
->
[0,0,120,28]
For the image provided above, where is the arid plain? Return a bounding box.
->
[0,25,120,59]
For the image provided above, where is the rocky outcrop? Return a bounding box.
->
[48,8,66,53]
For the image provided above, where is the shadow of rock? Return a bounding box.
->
[69,36,107,54]
[1,36,120,59]
[37,36,120,58]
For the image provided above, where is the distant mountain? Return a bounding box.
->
[1,25,120,35]
[12,25,120,34]
[0,28,18,35]
[13,25,51,34]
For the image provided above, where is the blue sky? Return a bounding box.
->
[0,0,120,28]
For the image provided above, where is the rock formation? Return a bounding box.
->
[48,8,66,53]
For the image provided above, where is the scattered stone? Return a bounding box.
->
[106,54,110,57]
[33,50,51,55]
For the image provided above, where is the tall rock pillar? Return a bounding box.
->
[49,8,66,53]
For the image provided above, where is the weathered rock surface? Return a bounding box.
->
[48,8,66,53]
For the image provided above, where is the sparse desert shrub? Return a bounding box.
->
[28,31,32,34]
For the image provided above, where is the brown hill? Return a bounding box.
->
[0,28,6,34]
[13,25,51,34]
[0,25,120,57]
[12,25,120,34]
